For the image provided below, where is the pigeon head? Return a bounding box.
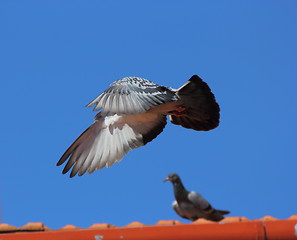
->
[163,173,181,183]
[164,173,187,199]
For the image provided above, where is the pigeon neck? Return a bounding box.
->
[173,180,188,201]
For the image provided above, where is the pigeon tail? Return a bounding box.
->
[206,214,224,222]
[170,75,220,131]
[217,210,230,215]
[205,209,230,222]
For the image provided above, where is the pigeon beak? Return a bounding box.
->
[163,177,170,182]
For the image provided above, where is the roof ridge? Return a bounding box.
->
[0,215,296,232]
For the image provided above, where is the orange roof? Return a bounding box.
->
[1,216,297,240]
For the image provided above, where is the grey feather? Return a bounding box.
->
[86,77,176,115]
[188,191,211,210]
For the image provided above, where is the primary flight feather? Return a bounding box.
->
[57,75,220,177]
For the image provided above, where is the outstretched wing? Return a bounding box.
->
[57,113,167,177]
[87,77,176,114]
[170,75,220,131]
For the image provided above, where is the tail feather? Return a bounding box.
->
[170,75,220,131]
[217,210,230,215]
[206,209,230,222]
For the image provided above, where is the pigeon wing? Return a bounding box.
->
[87,77,176,114]
[188,191,227,221]
[188,191,212,211]
[57,113,167,177]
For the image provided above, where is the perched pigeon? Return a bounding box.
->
[57,75,220,177]
[164,173,230,221]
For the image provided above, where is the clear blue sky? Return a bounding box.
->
[1,0,296,229]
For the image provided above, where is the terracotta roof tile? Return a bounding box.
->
[155,220,182,226]
[289,215,297,220]
[0,216,297,240]
[125,221,147,227]
[89,223,115,229]
[239,216,250,222]
[0,224,18,233]
[221,216,249,223]
[57,224,80,231]
[192,218,215,224]
[18,222,46,232]
[259,215,279,221]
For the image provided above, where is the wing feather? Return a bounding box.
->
[188,191,211,210]
[86,77,176,114]
[57,112,167,177]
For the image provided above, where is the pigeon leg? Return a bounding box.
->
[168,106,186,116]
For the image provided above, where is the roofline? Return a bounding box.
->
[0,218,297,240]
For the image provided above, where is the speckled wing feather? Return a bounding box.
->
[86,77,177,114]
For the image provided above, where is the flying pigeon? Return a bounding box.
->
[57,75,220,177]
[164,173,230,221]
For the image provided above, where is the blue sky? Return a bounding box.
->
[1,0,297,229]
